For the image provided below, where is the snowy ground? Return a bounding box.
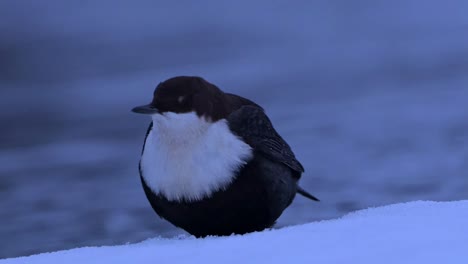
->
[2,200,467,263]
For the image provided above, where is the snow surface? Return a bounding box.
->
[2,200,467,264]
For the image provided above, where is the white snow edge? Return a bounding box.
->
[2,200,468,264]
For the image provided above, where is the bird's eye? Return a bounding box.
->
[177,96,185,104]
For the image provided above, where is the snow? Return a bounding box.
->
[2,200,467,264]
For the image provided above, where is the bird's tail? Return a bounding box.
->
[297,186,320,202]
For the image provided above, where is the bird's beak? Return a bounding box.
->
[131,104,160,114]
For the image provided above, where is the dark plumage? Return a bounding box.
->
[132,76,318,237]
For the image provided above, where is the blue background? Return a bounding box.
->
[1,0,467,258]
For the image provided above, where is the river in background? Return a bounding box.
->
[1,0,468,258]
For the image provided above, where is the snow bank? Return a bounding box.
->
[2,201,467,264]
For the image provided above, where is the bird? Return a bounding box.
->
[132,76,318,237]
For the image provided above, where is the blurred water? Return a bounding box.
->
[1,0,468,259]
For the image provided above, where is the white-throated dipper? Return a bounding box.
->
[132,76,318,237]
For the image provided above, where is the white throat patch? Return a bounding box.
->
[140,111,253,202]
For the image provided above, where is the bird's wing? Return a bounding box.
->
[227,105,304,176]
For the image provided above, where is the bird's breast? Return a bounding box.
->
[140,116,253,202]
